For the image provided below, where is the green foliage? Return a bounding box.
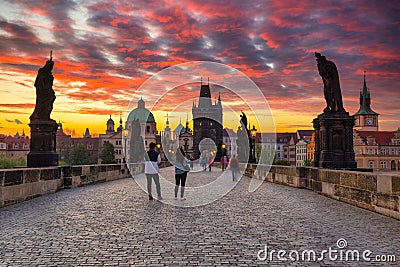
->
[0,154,26,169]
[70,144,90,165]
[273,159,291,166]
[99,142,116,164]
[304,159,313,166]
[58,160,68,166]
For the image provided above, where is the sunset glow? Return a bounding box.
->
[0,1,399,137]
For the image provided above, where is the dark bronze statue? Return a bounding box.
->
[240,111,248,131]
[30,51,56,120]
[315,52,345,113]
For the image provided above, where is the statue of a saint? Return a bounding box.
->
[240,111,248,131]
[315,52,345,113]
[30,52,56,120]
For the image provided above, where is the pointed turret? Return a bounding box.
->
[354,73,378,116]
[353,72,379,131]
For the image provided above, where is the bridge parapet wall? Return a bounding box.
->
[0,163,143,208]
[247,164,400,220]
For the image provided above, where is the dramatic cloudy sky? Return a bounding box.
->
[0,0,399,136]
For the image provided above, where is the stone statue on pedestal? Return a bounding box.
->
[312,53,356,169]
[27,51,58,167]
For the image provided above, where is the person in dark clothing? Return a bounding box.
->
[174,147,189,200]
[230,155,240,181]
[145,143,162,200]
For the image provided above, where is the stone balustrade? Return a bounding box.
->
[247,163,400,220]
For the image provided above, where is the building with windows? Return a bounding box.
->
[351,74,399,171]
[99,115,124,164]
[307,132,316,163]
[0,131,30,160]
[223,128,237,158]
[296,139,309,167]
[354,129,400,171]
[56,122,99,164]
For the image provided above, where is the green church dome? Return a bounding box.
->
[127,98,155,123]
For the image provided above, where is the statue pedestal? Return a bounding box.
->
[313,111,357,169]
[27,119,58,167]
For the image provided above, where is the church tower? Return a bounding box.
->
[353,73,379,131]
[192,79,223,160]
[106,115,115,134]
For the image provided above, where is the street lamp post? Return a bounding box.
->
[250,126,257,163]
[156,143,161,160]
[122,129,129,164]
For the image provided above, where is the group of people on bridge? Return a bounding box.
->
[144,143,240,201]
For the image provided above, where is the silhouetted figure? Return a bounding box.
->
[27,52,58,167]
[30,57,55,120]
[315,52,345,113]
[174,147,189,200]
[240,111,248,131]
[145,142,162,200]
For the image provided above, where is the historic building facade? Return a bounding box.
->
[192,82,223,159]
[98,116,123,164]
[352,74,400,171]
[56,122,99,164]
[354,129,400,171]
[0,132,30,160]
[124,98,157,163]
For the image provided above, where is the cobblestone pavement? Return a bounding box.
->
[1,166,399,266]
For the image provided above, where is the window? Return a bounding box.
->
[146,125,150,133]
[369,161,374,169]
[391,149,395,155]
[380,161,387,169]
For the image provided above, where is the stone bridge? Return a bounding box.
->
[0,164,399,266]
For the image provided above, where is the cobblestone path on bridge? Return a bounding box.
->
[0,166,399,266]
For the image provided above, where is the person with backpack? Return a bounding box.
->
[174,147,190,200]
[229,155,240,181]
[145,142,162,200]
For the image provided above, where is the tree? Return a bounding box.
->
[0,155,26,169]
[100,142,116,164]
[70,144,89,165]
[304,159,312,166]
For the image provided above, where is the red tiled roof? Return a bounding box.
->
[356,131,395,145]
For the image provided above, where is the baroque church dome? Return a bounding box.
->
[127,98,155,123]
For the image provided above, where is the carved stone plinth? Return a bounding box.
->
[27,119,58,167]
[313,111,357,169]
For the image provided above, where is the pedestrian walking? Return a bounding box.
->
[208,158,213,171]
[145,142,162,200]
[174,148,190,200]
[229,155,240,181]
[201,156,207,171]
[220,156,227,171]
